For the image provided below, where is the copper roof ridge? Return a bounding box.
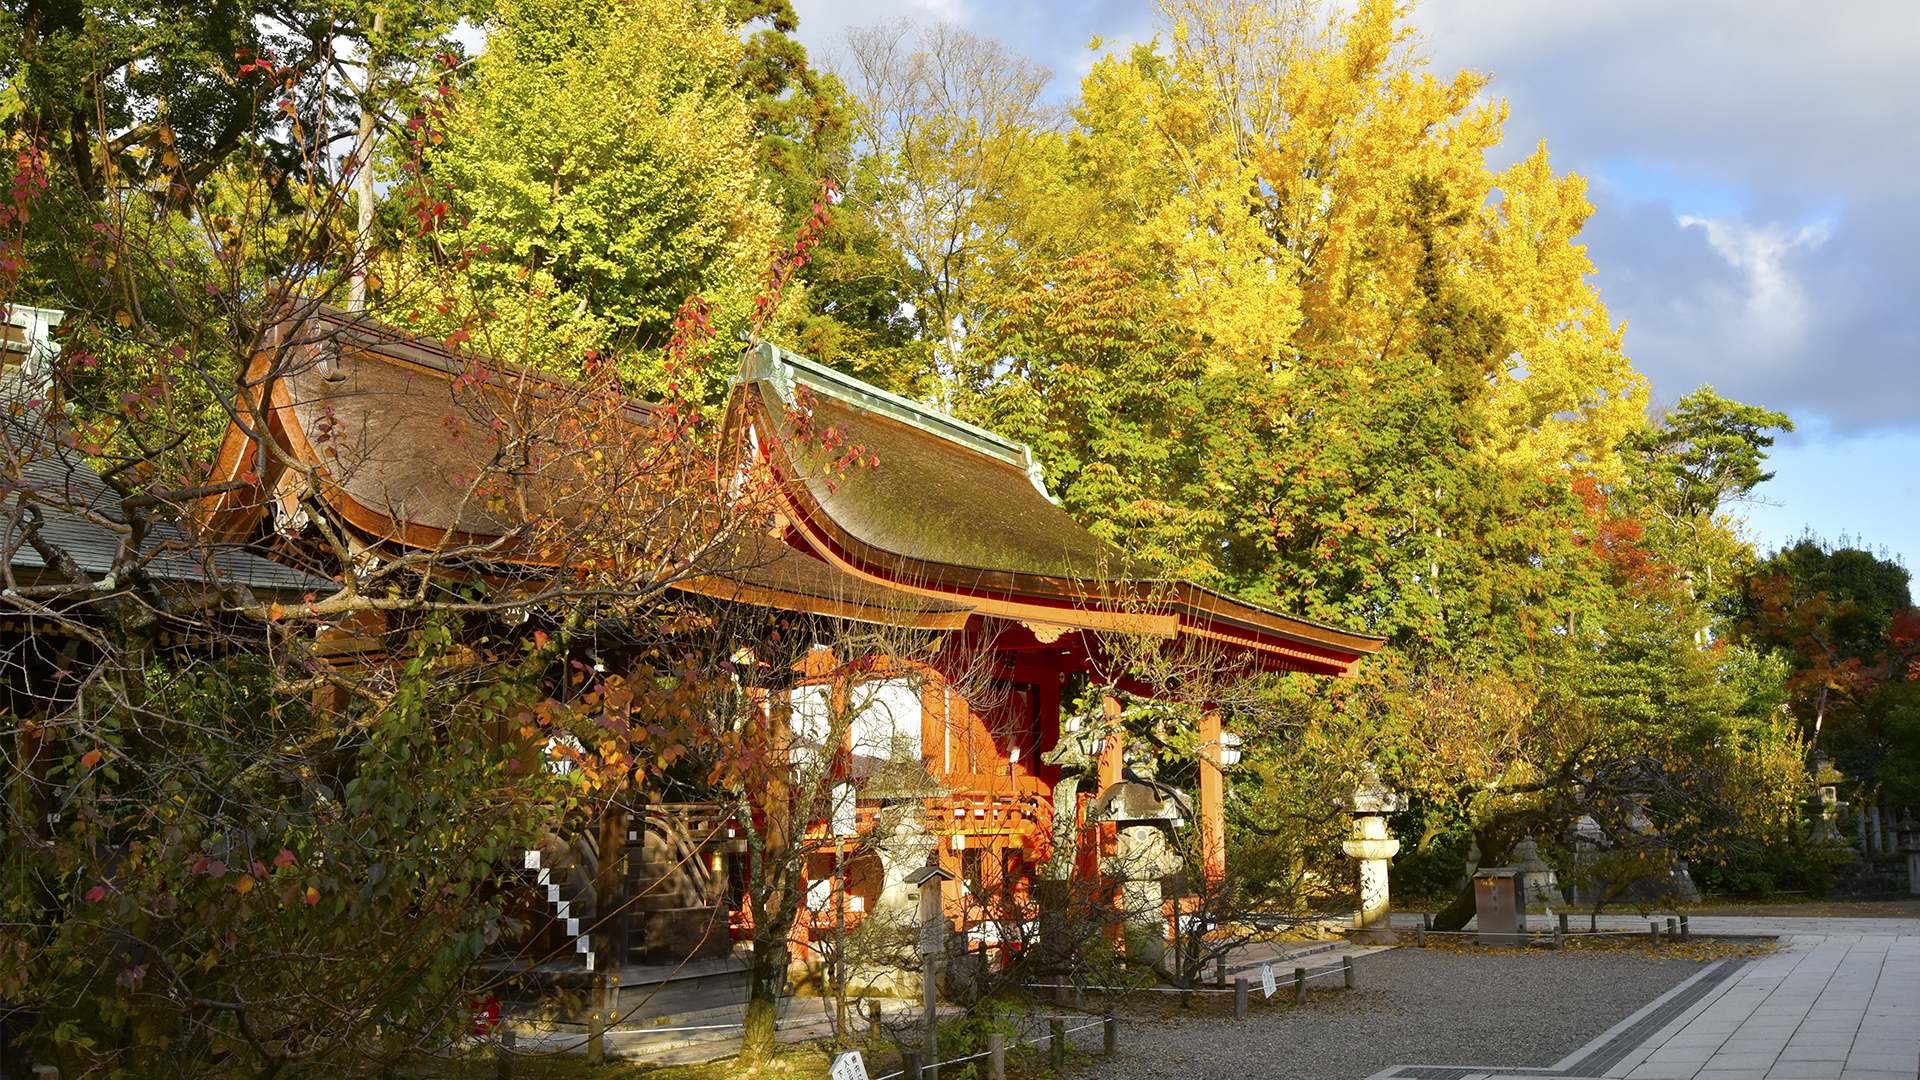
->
[736,342,1055,500]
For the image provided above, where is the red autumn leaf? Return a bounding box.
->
[274,849,297,868]
[303,886,321,905]
[207,859,227,878]
[80,750,102,768]
[85,885,106,902]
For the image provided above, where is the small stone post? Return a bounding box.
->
[1293,967,1306,1005]
[988,1033,1005,1080]
[1343,956,1356,989]
[1050,1018,1067,1070]
[1104,1015,1119,1056]
[1336,764,1405,944]
[1234,977,1249,1019]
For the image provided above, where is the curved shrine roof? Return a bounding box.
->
[732,344,1385,674]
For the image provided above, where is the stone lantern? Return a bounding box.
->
[1334,763,1404,944]
[1897,810,1920,896]
[1088,750,1192,972]
[1808,750,1848,845]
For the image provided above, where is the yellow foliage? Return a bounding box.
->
[1064,0,1647,479]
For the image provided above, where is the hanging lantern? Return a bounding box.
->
[1219,732,1243,769]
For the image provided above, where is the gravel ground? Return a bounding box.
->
[1072,948,1714,1080]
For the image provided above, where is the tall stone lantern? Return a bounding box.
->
[1808,750,1848,845]
[1088,751,1193,973]
[1335,763,1404,945]
[1897,810,1920,896]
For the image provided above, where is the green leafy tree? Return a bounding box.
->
[418,0,783,386]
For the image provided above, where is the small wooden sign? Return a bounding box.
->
[830,1050,869,1080]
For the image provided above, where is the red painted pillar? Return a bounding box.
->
[1097,694,1123,791]
[1199,709,1225,886]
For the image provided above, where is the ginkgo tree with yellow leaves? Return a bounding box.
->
[944,0,1644,655]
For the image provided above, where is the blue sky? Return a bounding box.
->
[791,0,1920,575]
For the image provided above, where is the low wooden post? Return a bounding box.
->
[1667,917,1679,942]
[988,1033,1006,1080]
[1557,911,1569,936]
[1553,924,1563,951]
[1050,1018,1067,1070]
[1215,956,1227,988]
[870,999,884,1037]
[1416,925,1426,948]
[1104,1015,1119,1056]
[1680,915,1691,942]
[903,1049,923,1080]
[1649,921,1660,944]
[586,1008,605,1066]
[1234,977,1249,1020]
[1293,967,1307,1005]
[1342,956,1355,989]
[496,1026,515,1080]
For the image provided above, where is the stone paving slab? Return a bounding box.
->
[1364,929,1920,1080]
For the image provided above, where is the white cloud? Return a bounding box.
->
[1675,214,1830,348]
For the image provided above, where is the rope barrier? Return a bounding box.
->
[1026,964,1352,993]
[1409,928,1657,939]
[868,1014,1113,1078]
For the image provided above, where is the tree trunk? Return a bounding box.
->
[1431,879,1476,932]
[593,789,629,983]
[741,922,791,1064]
[741,696,795,1066]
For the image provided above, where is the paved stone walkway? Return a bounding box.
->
[1363,922,1920,1080]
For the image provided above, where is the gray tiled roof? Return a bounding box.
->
[0,407,331,597]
